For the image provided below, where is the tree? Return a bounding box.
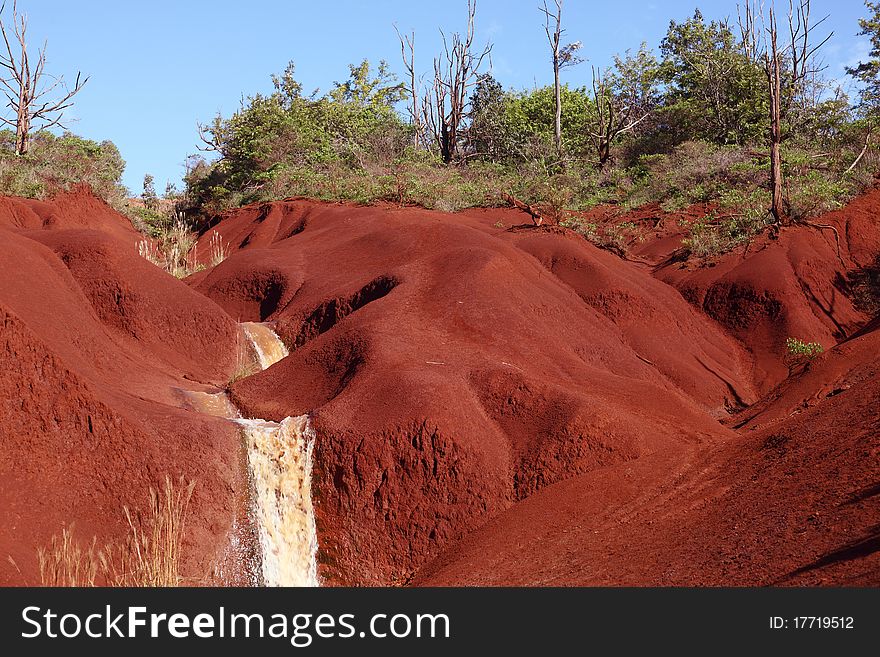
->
[848,1,880,115]
[142,174,158,211]
[766,7,785,222]
[738,0,832,223]
[846,1,880,171]
[191,60,410,209]
[394,25,421,148]
[588,44,659,167]
[422,0,492,163]
[329,59,405,108]
[467,74,509,158]
[502,84,592,165]
[0,1,88,155]
[660,10,766,146]
[539,0,582,163]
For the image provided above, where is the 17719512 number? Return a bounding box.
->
[770,617,854,629]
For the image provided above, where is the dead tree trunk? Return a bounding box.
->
[0,1,88,156]
[14,70,28,154]
[597,135,611,167]
[739,0,832,226]
[440,121,452,164]
[553,51,561,161]
[542,1,563,162]
[395,26,421,149]
[422,0,491,164]
[589,67,649,169]
[767,7,785,223]
[844,128,872,175]
[541,1,580,167]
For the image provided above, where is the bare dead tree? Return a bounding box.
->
[0,1,88,156]
[738,0,831,225]
[394,25,421,148]
[767,7,785,222]
[422,0,492,164]
[539,0,581,164]
[737,1,760,63]
[786,0,832,118]
[588,66,651,168]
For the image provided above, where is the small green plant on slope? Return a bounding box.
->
[682,208,768,257]
[786,337,824,361]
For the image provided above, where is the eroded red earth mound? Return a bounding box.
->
[0,188,252,585]
[1,185,877,586]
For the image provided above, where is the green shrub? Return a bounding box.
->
[787,170,847,220]
[785,337,824,360]
[625,141,761,210]
[0,130,128,208]
[179,49,872,260]
[682,205,769,257]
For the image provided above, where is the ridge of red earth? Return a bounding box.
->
[192,193,875,586]
[2,183,876,588]
[412,196,879,586]
[575,193,880,395]
[0,186,254,585]
[416,316,880,586]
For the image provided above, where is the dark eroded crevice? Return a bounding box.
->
[293,275,398,348]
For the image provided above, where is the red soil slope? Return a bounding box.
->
[194,202,755,584]
[192,196,876,586]
[413,198,880,586]
[417,318,880,586]
[605,192,880,395]
[1,186,877,587]
[0,189,252,585]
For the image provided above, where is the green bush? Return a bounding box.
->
[0,130,128,208]
[785,337,824,360]
[625,141,761,210]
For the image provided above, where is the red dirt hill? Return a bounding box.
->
[192,196,877,586]
[0,189,252,585]
[1,186,877,587]
[417,317,880,586]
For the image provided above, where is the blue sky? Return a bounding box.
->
[12,1,870,193]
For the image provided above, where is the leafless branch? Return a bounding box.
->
[422,0,492,163]
[0,0,88,155]
[394,23,421,148]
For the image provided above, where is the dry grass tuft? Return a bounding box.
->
[38,526,105,586]
[208,231,229,267]
[110,476,196,586]
[37,476,196,587]
[136,221,204,279]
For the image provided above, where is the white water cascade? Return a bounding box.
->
[238,323,319,587]
[235,415,319,587]
[186,323,318,587]
[241,322,290,370]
